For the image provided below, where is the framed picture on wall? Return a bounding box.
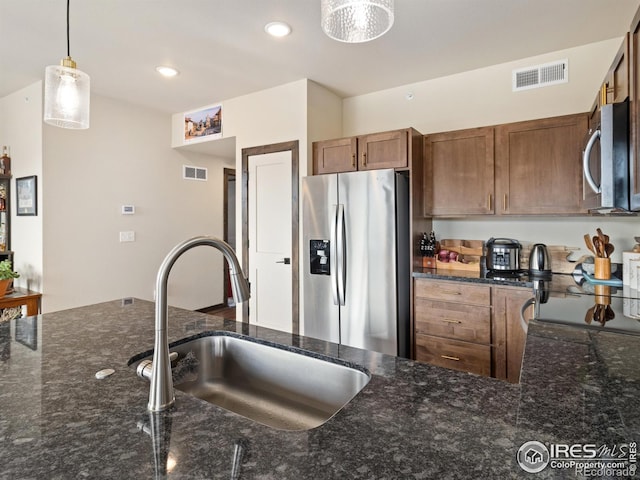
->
[16,175,37,216]
[184,104,222,143]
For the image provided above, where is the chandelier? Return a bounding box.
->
[321,0,395,43]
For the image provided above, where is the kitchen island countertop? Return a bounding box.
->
[0,299,638,479]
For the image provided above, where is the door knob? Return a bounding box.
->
[275,258,291,264]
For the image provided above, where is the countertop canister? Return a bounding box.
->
[623,251,640,285]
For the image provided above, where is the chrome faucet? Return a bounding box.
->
[147,236,250,412]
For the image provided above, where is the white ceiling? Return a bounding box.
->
[1,1,639,115]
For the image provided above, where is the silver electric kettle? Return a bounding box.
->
[528,243,551,278]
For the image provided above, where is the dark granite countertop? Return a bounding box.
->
[413,266,535,288]
[414,268,640,337]
[1,299,638,479]
[413,264,635,298]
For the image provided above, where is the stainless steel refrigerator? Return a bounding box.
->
[302,169,410,357]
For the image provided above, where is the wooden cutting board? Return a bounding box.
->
[519,245,589,274]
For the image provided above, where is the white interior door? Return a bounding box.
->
[248,150,292,332]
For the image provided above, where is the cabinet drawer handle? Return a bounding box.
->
[438,289,461,296]
[487,193,492,210]
[362,152,367,166]
[441,355,460,361]
[442,318,462,324]
[351,153,356,168]
[503,193,508,211]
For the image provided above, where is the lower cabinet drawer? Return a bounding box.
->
[414,278,491,306]
[415,334,491,377]
[415,298,491,343]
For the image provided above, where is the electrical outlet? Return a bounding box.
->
[119,231,135,242]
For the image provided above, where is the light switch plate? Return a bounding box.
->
[119,231,135,242]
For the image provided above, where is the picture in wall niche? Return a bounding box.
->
[16,175,37,216]
[184,104,222,143]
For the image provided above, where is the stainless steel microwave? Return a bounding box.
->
[582,100,629,211]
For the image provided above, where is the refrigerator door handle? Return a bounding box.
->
[336,204,346,306]
[330,205,340,306]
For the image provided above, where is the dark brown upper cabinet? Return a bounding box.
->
[313,137,358,175]
[357,130,408,171]
[423,114,588,217]
[630,10,640,210]
[312,128,413,175]
[607,34,630,104]
[423,127,495,216]
[495,113,588,215]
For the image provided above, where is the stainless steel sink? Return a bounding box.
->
[129,332,371,431]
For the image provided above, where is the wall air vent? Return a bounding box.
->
[513,59,568,92]
[183,165,208,181]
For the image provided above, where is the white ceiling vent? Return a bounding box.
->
[183,165,208,181]
[513,59,568,92]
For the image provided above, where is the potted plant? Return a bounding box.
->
[0,259,19,298]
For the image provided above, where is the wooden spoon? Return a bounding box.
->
[605,305,615,322]
[585,305,595,325]
[584,234,597,255]
[596,228,609,245]
[593,236,603,257]
[593,304,601,324]
[599,304,606,325]
[605,243,614,258]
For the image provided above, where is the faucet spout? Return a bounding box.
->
[148,236,250,412]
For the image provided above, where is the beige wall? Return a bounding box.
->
[42,94,232,313]
[437,217,640,264]
[341,38,638,260]
[343,38,622,135]
[170,80,343,324]
[0,82,44,293]
[307,81,343,173]
[0,78,313,315]
[173,79,312,321]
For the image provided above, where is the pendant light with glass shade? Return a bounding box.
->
[44,0,90,129]
[321,0,394,43]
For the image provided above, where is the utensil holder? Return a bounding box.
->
[594,257,611,280]
[594,284,611,305]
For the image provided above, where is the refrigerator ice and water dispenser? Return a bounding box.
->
[310,240,330,275]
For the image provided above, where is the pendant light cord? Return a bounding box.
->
[66,0,70,57]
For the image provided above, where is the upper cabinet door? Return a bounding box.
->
[313,137,357,175]
[608,34,630,104]
[630,12,640,210]
[495,113,588,215]
[357,130,408,171]
[423,127,495,216]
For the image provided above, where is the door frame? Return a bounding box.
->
[222,167,236,308]
[241,140,299,333]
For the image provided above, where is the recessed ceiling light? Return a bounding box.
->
[155,66,179,77]
[265,21,291,37]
